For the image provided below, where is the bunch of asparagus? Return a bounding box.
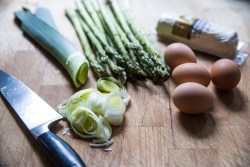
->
[66,0,169,84]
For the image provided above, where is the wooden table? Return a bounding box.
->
[1,0,250,166]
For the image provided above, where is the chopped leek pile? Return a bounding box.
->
[66,0,169,84]
[15,8,89,88]
[57,78,130,148]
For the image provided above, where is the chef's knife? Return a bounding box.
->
[0,70,86,167]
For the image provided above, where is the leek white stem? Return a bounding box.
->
[57,86,130,147]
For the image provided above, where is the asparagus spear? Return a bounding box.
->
[76,14,126,82]
[99,4,146,77]
[81,0,122,64]
[76,15,109,65]
[66,9,108,77]
[75,0,106,42]
[81,0,105,36]
[107,0,159,80]
[76,0,123,63]
[106,5,156,79]
[107,0,140,47]
[87,3,127,82]
[75,1,126,81]
[105,8,140,67]
[118,1,169,80]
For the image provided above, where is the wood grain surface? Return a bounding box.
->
[1,0,250,166]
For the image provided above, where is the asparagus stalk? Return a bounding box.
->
[76,0,126,81]
[77,18,106,65]
[107,59,127,84]
[77,13,126,82]
[81,0,123,65]
[107,0,140,47]
[76,0,120,63]
[74,12,109,65]
[99,5,146,77]
[66,9,108,76]
[106,5,156,79]
[76,0,105,42]
[105,8,140,67]
[118,2,169,80]
[81,0,105,34]
[105,34,128,84]
[95,7,115,48]
[107,0,158,79]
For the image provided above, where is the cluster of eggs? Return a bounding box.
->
[164,43,241,114]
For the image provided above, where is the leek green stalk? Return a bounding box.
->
[15,10,89,87]
[35,7,58,29]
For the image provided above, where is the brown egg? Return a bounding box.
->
[172,82,214,114]
[210,59,241,90]
[164,43,197,69]
[172,63,211,87]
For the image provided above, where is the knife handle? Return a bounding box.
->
[37,131,86,167]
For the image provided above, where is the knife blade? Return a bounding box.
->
[0,70,86,167]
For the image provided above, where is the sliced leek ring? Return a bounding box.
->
[97,77,125,93]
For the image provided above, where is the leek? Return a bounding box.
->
[35,7,58,29]
[86,90,129,125]
[97,77,124,93]
[103,92,126,125]
[57,87,130,147]
[15,9,89,87]
[97,79,120,93]
[58,98,112,145]
[96,77,131,105]
[69,88,129,125]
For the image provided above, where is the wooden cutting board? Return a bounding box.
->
[1,0,250,166]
